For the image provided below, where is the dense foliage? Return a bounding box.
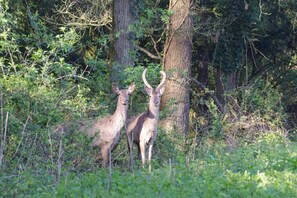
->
[0,0,296,196]
[2,133,297,197]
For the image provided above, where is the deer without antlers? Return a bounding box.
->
[57,83,135,167]
[127,69,166,171]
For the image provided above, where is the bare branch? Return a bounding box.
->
[11,115,31,160]
[0,112,8,165]
[50,0,112,29]
[135,45,162,60]
[149,35,162,58]
[191,78,224,113]
[258,0,271,21]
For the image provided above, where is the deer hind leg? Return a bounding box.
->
[101,145,110,168]
[137,143,141,160]
[126,133,134,169]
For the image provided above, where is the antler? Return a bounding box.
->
[142,68,152,89]
[143,68,166,90]
[157,71,166,90]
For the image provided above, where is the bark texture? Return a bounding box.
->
[110,0,135,83]
[161,0,193,134]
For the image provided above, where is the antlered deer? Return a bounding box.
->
[127,69,166,171]
[56,83,135,167]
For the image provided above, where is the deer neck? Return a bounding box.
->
[112,98,128,129]
[147,103,160,121]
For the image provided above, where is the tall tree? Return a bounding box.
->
[110,0,136,83]
[161,0,193,134]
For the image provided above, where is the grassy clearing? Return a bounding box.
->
[1,133,297,197]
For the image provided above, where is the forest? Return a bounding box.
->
[1,0,297,197]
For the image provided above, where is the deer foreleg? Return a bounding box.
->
[148,142,154,172]
[139,140,146,168]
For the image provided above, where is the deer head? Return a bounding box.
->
[142,68,166,108]
[112,82,135,106]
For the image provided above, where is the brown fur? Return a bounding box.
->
[127,69,166,171]
[57,83,135,167]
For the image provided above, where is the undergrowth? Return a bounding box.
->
[1,133,297,197]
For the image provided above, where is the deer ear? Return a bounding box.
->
[112,84,120,94]
[128,82,136,93]
[157,85,165,95]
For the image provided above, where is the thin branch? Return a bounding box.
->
[0,112,8,165]
[0,86,3,141]
[55,86,77,106]
[57,139,63,184]
[135,46,162,60]
[191,78,224,113]
[149,35,161,58]
[55,74,89,81]
[25,132,38,167]
[50,0,112,29]
[10,115,31,160]
[258,0,271,21]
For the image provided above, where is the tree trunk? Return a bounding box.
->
[161,0,193,134]
[110,0,135,83]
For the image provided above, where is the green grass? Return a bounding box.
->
[1,133,297,197]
